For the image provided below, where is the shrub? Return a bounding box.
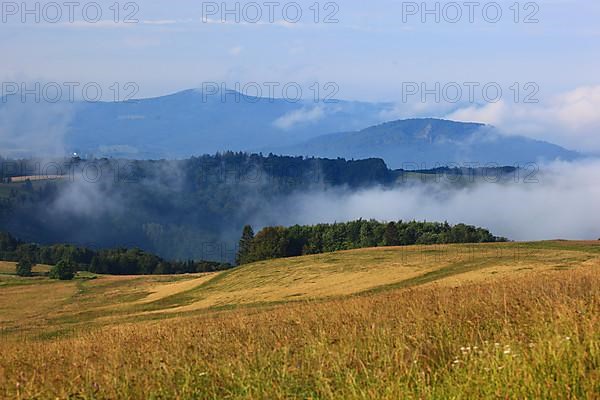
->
[49,259,76,281]
[16,259,34,277]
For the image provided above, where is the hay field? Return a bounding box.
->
[0,241,598,398]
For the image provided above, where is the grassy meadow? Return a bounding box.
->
[0,241,598,399]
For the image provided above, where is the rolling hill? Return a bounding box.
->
[262,118,581,169]
[1,241,598,399]
[1,241,598,335]
[0,241,598,398]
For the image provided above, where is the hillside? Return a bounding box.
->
[263,118,581,168]
[1,155,519,263]
[0,241,598,398]
[1,241,598,337]
[0,155,396,262]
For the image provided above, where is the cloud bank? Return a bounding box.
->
[255,159,600,242]
[0,101,75,158]
[446,85,600,155]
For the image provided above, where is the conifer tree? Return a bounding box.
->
[236,225,255,265]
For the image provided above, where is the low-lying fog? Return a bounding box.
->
[251,159,600,242]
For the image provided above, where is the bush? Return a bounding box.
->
[16,259,34,277]
[49,259,76,281]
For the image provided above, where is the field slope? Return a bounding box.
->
[0,241,599,399]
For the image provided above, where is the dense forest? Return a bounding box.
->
[237,220,507,264]
[0,153,517,262]
[0,231,232,275]
[0,154,397,262]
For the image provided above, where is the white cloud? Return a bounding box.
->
[445,102,508,126]
[201,18,300,28]
[57,20,137,29]
[379,100,459,122]
[142,20,180,25]
[0,101,75,158]
[261,159,600,241]
[554,86,600,131]
[273,106,325,130]
[445,85,600,154]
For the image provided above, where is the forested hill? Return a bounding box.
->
[261,118,581,169]
[0,153,516,263]
[0,231,232,275]
[0,153,395,187]
[0,152,517,187]
[236,220,507,264]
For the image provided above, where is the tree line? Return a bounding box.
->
[0,153,519,264]
[0,231,232,277]
[237,220,508,264]
[0,154,397,264]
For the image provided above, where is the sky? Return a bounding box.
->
[1,0,600,152]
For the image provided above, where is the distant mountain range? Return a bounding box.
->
[1,89,582,166]
[259,118,581,168]
[64,89,390,159]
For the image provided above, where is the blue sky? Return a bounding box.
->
[2,0,600,151]
[0,0,597,100]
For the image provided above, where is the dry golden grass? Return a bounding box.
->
[0,272,212,337]
[1,242,599,337]
[0,261,50,275]
[145,242,599,314]
[0,266,597,399]
[0,241,598,398]
[0,281,77,332]
[9,175,65,183]
[0,261,16,274]
[131,273,219,305]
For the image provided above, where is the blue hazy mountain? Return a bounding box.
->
[1,89,581,165]
[259,118,581,169]
[64,89,391,158]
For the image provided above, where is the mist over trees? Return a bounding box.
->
[0,153,517,263]
[0,153,400,263]
[237,220,507,264]
[0,231,232,275]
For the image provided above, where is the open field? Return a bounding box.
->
[0,261,50,275]
[8,175,66,183]
[0,241,598,398]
